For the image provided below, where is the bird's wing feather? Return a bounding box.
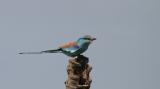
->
[60,42,77,48]
[60,42,80,53]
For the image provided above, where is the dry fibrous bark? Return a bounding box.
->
[65,55,92,89]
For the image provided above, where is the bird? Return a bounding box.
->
[19,35,96,57]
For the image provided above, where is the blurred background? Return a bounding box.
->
[0,0,159,89]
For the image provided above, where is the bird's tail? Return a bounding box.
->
[19,48,62,54]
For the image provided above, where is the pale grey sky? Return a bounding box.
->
[0,0,160,89]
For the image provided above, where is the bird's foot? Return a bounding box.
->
[76,55,89,64]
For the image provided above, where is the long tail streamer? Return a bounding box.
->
[19,49,62,54]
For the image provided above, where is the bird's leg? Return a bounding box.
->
[76,55,89,65]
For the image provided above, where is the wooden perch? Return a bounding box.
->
[65,55,92,89]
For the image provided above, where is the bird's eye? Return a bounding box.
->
[83,38,90,40]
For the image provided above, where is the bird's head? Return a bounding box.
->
[77,35,96,44]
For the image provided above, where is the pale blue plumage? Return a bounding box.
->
[61,38,91,57]
[19,35,96,57]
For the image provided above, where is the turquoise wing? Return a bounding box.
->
[61,45,81,57]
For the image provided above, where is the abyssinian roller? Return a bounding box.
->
[19,35,96,57]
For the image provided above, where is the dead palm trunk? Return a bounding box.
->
[65,55,92,89]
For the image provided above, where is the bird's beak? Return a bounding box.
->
[91,37,96,41]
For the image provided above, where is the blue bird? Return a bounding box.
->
[19,35,96,57]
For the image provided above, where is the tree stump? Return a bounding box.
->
[65,55,92,89]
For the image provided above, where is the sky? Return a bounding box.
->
[0,0,160,89]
